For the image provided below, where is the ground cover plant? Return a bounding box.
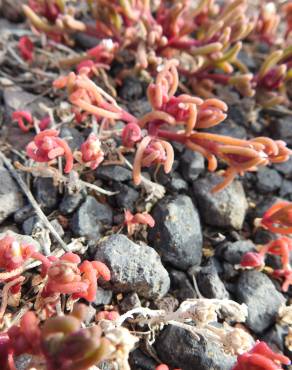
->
[0,0,292,369]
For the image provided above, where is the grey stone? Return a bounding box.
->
[119,292,141,313]
[197,260,230,299]
[236,270,286,334]
[169,269,197,301]
[95,234,170,299]
[168,172,188,192]
[59,191,84,215]
[256,168,282,193]
[14,205,35,224]
[270,116,292,147]
[60,126,83,151]
[96,165,132,182]
[193,174,248,230]
[129,349,157,370]
[128,98,152,117]
[119,76,143,101]
[93,287,113,307]
[15,355,33,370]
[0,166,24,223]
[113,183,139,210]
[71,196,113,240]
[273,157,292,178]
[179,150,205,182]
[279,179,292,200]
[216,240,256,265]
[148,195,202,270]
[34,177,58,211]
[155,325,236,370]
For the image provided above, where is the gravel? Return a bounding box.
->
[256,168,282,193]
[179,150,205,182]
[196,259,230,299]
[215,240,257,265]
[95,234,170,299]
[148,195,203,270]
[236,270,286,334]
[34,177,58,212]
[193,174,248,230]
[59,191,85,215]
[71,196,113,240]
[0,166,24,224]
[155,325,236,370]
[96,165,132,182]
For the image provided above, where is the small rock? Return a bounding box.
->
[34,177,58,211]
[193,174,248,230]
[22,215,39,235]
[279,179,292,200]
[0,231,41,252]
[262,324,290,354]
[168,172,188,192]
[256,168,282,193]
[113,182,139,210]
[273,157,292,178]
[71,196,113,240]
[129,349,157,370]
[216,240,257,265]
[96,165,132,182]
[59,191,85,215]
[155,325,235,370]
[236,270,286,334]
[119,77,144,101]
[196,259,230,299]
[179,150,205,182]
[148,195,202,270]
[0,166,24,224]
[95,234,170,299]
[119,292,141,313]
[60,126,84,151]
[270,116,292,147]
[14,205,35,224]
[128,98,152,117]
[93,287,113,307]
[169,269,198,301]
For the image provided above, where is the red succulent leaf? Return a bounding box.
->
[26,129,74,173]
[18,36,34,62]
[12,111,34,132]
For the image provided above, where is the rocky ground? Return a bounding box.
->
[0,6,292,370]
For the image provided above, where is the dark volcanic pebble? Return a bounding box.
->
[95,234,170,299]
[71,196,113,240]
[155,325,235,370]
[273,157,292,178]
[60,126,84,151]
[270,116,292,147]
[0,166,24,224]
[216,240,257,265]
[179,150,205,182]
[279,179,292,200]
[256,168,282,193]
[59,191,85,215]
[193,174,248,230]
[96,165,132,182]
[148,195,202,270]
[119,76,144,101]
[196,259,230,299]
[14,205,35,224]
[236,270,286,334]
[169,269,197,301]
[34,178,58,211]
[113,182,139,210]
[129,349,157,370]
